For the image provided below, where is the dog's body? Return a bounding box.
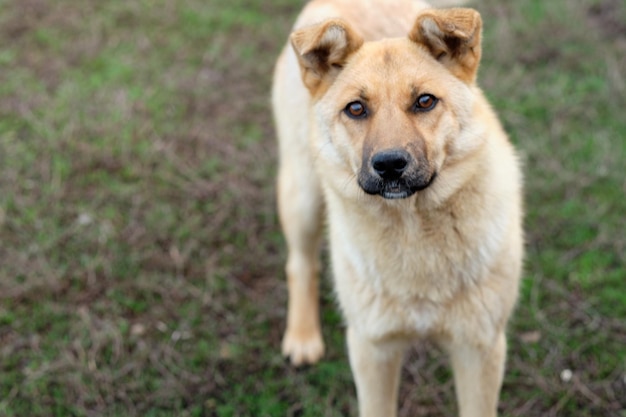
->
[272,1,523,416]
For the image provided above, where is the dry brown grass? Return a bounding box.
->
[0,0,625,416]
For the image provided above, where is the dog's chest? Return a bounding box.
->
[335,203,488,286]
[328,199,500,339]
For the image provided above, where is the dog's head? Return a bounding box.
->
[291,9,485,200]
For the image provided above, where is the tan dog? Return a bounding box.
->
[272,0,523,416]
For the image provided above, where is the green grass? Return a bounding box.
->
[0,0,625,416]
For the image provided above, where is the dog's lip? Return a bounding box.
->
[381,190,410,199]
[413,171,437,191]
[358,171,438,199]
[379,171,438,199]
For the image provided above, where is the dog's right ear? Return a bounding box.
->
[290,19,363,94]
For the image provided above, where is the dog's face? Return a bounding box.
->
[319,39,473,199]
[291,9,485,200]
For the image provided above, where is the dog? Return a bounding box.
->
[271,0,523,416]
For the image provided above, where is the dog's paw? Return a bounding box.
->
[282,330,325,366]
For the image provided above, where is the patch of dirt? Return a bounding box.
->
[587,0,626,39]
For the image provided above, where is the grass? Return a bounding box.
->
[0,0,624,416]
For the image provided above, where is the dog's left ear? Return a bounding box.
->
[290,19,364,93]
[409,8,482,84]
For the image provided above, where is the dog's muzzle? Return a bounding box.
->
[358,149,436,199]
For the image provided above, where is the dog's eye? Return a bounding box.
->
[345,101,367,119]
[413,94,438,112]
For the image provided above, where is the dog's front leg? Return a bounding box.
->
[278,161,325,366]
[448,331,507,417]
[347,327,405,417]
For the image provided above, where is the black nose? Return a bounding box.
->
[371,149,410,180]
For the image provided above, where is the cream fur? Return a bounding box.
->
[272,1,523,416]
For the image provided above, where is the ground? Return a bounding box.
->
[0,0,625,416]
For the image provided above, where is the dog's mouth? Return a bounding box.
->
[382,189,410,200]
[380,180,412,199]
[359,172,437,200]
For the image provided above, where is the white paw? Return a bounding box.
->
[282,329,325,366]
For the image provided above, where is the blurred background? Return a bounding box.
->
[0,0,624,416]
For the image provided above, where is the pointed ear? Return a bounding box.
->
[290,19,364,93]
[409,8,482,83]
